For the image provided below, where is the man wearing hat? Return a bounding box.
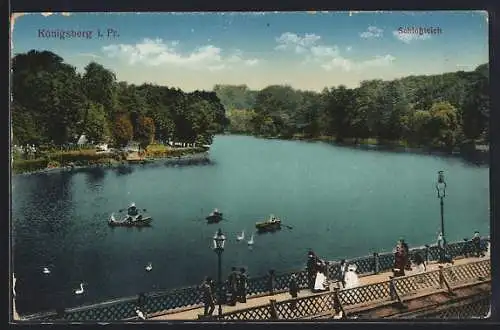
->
[201,277,215,316]
[306,251,318,290]
[288,273,300,310]
[237,267,248,303]
[228,267,240,306]
[471,231,482,257]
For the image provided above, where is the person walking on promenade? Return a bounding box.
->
[306,251,318,290]
[289,273,300,310]
[400,239,411,271]
[237,268,248,303]
[413,252,426,273]
[472,231,482,257]
[436,233,453,264]
[268,269,276,295]
[344,264,360,289]
[437,232,446,262]
[228,267,239,306]
[393,242,405,277]
[201,277,215,316]
[338,259,347,289]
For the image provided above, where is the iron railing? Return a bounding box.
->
[218,259,491,320]
[19,237,489,321]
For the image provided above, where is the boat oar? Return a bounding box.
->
[283,224,293,230]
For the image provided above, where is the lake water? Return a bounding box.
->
[11,135,490,315]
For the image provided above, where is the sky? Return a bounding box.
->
[11,11,489,92]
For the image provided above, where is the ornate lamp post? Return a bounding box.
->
[212,228,226,318]
[436,171,447,246]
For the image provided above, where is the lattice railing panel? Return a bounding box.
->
[220,304,272,320]
[326,262,341,280]
[275,292,335,319]
[378,253,395,272]
[247,276,271,296]
[419,297,491,319]
[339,281,391,307]
[442,260,490,287]
[347,256,375,275]
[63,300,137,321]
[393,270,441,298]
[144,286,203,315]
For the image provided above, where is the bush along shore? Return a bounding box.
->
[12,145,209,175]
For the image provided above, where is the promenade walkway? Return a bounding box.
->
[151,254,489,320]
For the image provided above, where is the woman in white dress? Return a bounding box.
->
[314,271,328,291]
[344,264,360,289]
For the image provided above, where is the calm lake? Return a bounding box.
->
[11,135,490,314]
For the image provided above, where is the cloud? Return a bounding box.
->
[76,52,102,59]
[359,26,384,39]
[321,54,395,72]
[277,33,395,72]
[392,30,431,43]
[275,32,321,53]
[101,38,259,70]
[245,59,259,66]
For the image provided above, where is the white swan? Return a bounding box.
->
[74,283,84,295]
[42,267,51,274]
[247,234,254,246]
[145,262,153,272]
[237,230,245,241]
[12,273,16,297]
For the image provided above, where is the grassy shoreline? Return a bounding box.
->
[12,145,208,175]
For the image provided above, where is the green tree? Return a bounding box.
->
[83,102,110,143]
[428,102,461,149]
[82,62,118,116]
[135,115,156,150]
[113,115,134,146]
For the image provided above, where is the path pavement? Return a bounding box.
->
[150,255,489,320]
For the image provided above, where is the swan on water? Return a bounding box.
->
[247,234,254,246]
[12,273,16,297]
[237,230,245,241]
[145,262,153,272]
[74,283,84,295]
[42,267,51,274]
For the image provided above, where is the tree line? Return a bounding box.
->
[12,50,229,150]
[218,64,489,150]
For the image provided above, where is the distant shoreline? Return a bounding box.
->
[227,132,490,163]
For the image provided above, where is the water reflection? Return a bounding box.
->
[12,172,76,313]
[115,165,134,176]
[84,167,107,190]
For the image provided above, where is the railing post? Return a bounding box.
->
[269,299,278,320]
[389,276,403,306]
[424,245,430,264]
[332,287,345,318]
[438,266,454,294]
[373,252,380,274]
